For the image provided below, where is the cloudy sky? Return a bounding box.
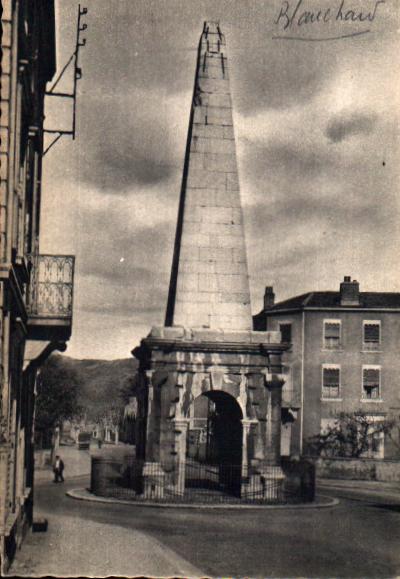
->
[40,0,400,359]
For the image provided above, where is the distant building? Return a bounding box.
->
[0,1,75,571]
[254,277,400,459]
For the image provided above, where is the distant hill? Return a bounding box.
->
[49,354,139,420]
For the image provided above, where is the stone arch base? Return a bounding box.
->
[133,326,287,500]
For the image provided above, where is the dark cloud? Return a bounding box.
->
[72,91,183,192]
[326,112,377,143]
[80,220,174,283]
[233,41,335,114]
[74,215,174,322]
[241,139,339,207]
[95,151,173,190]
[79,276,168,320]
[250,141,335,180]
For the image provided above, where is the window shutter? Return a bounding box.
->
[323,368,340,386]
[325,323,340,339]
[364,324,380,343]
[363,368,380,386]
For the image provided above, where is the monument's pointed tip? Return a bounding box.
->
[203,20,221,28]
[165,23,252,331]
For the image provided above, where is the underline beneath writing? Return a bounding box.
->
[272,29,371,41]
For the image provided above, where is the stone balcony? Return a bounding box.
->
[27,254,75,341]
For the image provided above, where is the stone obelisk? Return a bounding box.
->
[165,21,251,331]
[133,22,287,502]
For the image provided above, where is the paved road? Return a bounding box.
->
[9,471,400,578]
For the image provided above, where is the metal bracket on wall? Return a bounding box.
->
[43,4,88,155]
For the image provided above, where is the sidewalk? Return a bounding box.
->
[318,477,400,491]
[10,444,203,577]
[8,510,203,577]
[317,477,400,503]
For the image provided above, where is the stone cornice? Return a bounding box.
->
[133,336,288,361]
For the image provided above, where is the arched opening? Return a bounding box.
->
[186,391,243,496]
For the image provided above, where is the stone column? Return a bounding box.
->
[241,419,254,477]
[172,418,189,495]
[254,372,286,501]
[144,370,155,461]
[265,377,285,467]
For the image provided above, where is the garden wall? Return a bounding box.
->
[315,457,400,482]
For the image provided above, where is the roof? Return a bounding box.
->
[256,291,400,315]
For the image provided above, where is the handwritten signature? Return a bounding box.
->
[274,0,385,39]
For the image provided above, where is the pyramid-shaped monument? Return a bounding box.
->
[165,21,251,330]
[133,23,288,501]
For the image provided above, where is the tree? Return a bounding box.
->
[307,411,398,458]
[92,374,138,440]
[35,355,81,448]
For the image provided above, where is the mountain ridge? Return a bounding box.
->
[50,353,139,419]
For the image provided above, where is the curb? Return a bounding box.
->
[66,488,339,510]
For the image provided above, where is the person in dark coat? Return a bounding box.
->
[53,455,65,483]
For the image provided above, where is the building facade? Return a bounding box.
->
[1,1,74,571]
[254,277,400,459]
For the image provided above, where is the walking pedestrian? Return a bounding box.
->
[53,455,65,483]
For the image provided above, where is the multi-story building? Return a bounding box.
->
[1,1,75,571]
[254,277,400,460]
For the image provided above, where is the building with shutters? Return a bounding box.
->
[253,277,400,460]
[1,1,75,571]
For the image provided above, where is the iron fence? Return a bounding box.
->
[91,456,315,505]
[28,254,75,318]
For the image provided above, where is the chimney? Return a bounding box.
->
[264,286,275,309]
[340,276,360,306]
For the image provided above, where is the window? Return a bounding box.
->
[363,321,381,350]
[279,323,292,343]
[324,320,341,349]
[322,366,340,399]
[362,366,381,400]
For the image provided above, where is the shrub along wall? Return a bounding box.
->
[315,457,400,482]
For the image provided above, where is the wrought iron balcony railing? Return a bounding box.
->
[28,254,75,319]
